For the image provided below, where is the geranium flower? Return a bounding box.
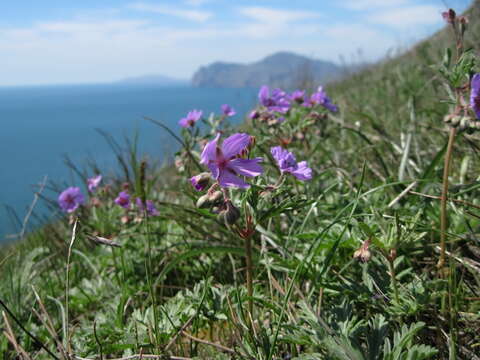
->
[470,73,480,119]
[58,187,84,213]
[289,90,306,103]
[258,85,290,113]
[136,198,160,216]
[179,109,202,128]
[221,104,236,117]
[200,133,263,188]
[305,86,338,112]
[87,175,102,192]
[114,191,130,209]
[271,146,312,181]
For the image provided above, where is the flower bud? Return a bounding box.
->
[442,9,456,24]
[353,239,371,262]
[388,248,397,261]
[196,190,223,209]
[218,200,241,226]
[450,115,461,127]
[190,172,211,191]
[459,116,471,130]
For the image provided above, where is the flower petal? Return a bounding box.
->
[291,161,312,181]
[218,169,250,188]
[221,133,251,158]
[471,73,480,119]
[200,133,220,165]
[208,163,220,180]
[258,85,269,104]
[228,158,263,177]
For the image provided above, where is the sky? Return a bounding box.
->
[0,0,472,86]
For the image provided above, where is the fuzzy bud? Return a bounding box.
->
[459,116,471,130]
[196,190,223,209]
[218,200,241,226]
[450,115,461,127]
[388,248,397,261]
[442,9,456,24]
[353,239,371,263]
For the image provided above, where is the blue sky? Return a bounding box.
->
[0,0,472,86]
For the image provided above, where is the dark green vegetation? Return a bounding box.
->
[1,3,480,360]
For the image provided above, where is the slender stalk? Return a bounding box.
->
[144,210,161,353]
[387,255,400,304]
[66,219,78,354]
[437,127,457,271]
[245,234,253,319]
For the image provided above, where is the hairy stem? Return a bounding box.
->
[438,127,457,271]
[245,234,253,320]
[387,256,400,304]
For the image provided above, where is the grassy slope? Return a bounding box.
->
[1,3,480,359]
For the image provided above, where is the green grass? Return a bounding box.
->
[1,3,480,360]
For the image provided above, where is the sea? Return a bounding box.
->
[0,84,258,243]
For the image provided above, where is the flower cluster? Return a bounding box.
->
[259,86,291,114]
[58,173,159,221]
[303,86,338,112]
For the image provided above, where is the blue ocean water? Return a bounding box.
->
[0,84,258,243]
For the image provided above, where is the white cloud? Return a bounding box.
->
[128,2,212,22]
[367,4,443,28]
[239,6,321,24]
[184,0,211,6]
[342,0,410,11]
[236,6,322,39]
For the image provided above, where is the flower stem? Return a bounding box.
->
[387,255,400,304]
[437,127,457,271]
[245,234,253,320]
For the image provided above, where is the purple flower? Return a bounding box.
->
[200,133,263,188]
[179,109,202,128]
[258,85,290,113]
[470,73,480,119]
[115,191,130,209]
[289,90,306,103]
[136,198,160,216]
[58,187,84,213]
[271,146,312,181]
[87,174,102,193]
[306,86,338,112]
[221,104,236,117]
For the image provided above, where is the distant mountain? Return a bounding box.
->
[116,74,188,86]
[191,51,346,88]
